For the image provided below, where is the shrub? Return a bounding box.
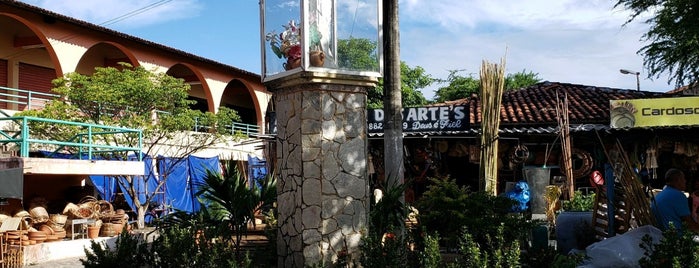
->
[359,226,407,268]
[418,177,539,250]
[81,230,148,268]
[448,224,520,268]
[639,224,699,268]
[419,232,442,268]
[561,190,595,212]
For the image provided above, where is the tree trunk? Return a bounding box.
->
[382,0,403,189]
[136,204,147,229]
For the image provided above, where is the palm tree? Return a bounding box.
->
[195,160,276,257]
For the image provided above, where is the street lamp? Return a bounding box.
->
[619,69,640,91]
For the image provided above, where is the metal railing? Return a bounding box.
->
[0,86,59,112]
[0,116,143,160]
[193,118,262,137]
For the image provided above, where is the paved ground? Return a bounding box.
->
[25,256,83,267]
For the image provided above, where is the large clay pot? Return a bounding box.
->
[555,211,593,254]
[87,226,100,239]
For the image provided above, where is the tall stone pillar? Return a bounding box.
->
[270,74,376,267]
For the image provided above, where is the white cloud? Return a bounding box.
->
[20,0,203,28]
[398,0,668,99]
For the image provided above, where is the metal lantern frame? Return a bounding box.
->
[259,0,383,83]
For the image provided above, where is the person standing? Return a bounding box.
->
[651,168,699,233]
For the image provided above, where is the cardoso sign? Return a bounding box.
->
[367,105,469,133]
[610,96,699,128]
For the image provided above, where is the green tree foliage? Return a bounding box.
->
[368,62,433,109]
[338,38,379,71]
[433,69,541,102]
[16,63,241,228]
[337,37,432,109]
[615,0,699,87]
[433,70,481,103]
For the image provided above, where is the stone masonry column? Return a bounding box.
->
[268,74,377,267]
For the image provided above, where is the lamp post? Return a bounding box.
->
[260,1,383,267]
[620,69,640,91]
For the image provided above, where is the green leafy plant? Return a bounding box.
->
[81,230,148,268]
[359,225,407,268]
[369,177,412,233]
[419,231,442,268]
[448,225,521,268]
[195,161,276,260]
[639,223,699,268]
[418,177,538,250]
[561,190,595,212]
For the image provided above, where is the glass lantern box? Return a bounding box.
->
[260,0,382,83]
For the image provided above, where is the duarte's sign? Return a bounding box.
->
[367,105,469,133]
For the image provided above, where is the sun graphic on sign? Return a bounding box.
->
[610,101,637,128]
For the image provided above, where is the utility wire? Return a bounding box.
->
[2,0,173,59]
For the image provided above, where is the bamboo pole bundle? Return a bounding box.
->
[479,58,506,195]
[556,92,575,199]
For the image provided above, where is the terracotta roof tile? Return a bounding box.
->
[443,81,670,127]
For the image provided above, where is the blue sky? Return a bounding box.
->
[19,0,668,99]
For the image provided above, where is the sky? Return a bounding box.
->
[18,0,669,100]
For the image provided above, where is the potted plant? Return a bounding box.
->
[266,20,302,70]
[265,20,324,71]
[555,190,596,254]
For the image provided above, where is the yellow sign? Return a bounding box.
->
[610,96,699,128]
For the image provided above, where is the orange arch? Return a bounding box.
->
[168,62,214,112]
[86,41,140,68]
[0,12,63,77]
[227,78,263,126]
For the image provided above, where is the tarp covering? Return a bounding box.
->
[188,155,220,212]
[248,155,267,188]
[116,155,159,212]
[38,152,229,215]
[160,157,192,213]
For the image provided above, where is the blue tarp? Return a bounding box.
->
[188,155,220,212]
[247,155,267,189]
[39,152,232,215]
[116,154,159,212]
[160,157,192,213]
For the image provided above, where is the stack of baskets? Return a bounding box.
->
[98,202,127,236]
[62,196,125,237]
[4,230,31,246]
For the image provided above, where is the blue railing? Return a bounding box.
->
[0,116,143,160]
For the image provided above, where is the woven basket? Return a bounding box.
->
[49,214,68,225]
[29,206,49,223]
[63,203,79,215]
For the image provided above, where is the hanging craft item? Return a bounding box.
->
[510,144,529,164]
[645,143,658,180]
[563,148,593,179]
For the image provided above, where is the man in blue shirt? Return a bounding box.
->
[651,168,699,233]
